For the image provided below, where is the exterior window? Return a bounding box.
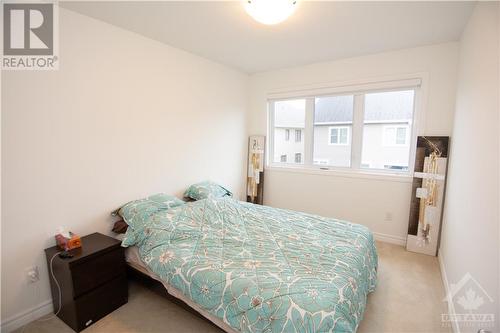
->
[314,95,353,167]
[295,129,302,142]
[383,126,408,146]
[269,80,418,175]
[272,99,305,164]
[396,127,407,145]
[329,127,349,145]
[361,90,414,171]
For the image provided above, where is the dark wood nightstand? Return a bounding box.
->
[44,232,128,332]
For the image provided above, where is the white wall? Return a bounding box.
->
[248,43,459,243]
[440,3,500,332]
[1,8,248,329]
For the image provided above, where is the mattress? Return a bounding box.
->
[124,246,146,273]
[124,246,236,333]
[119,197,378,332]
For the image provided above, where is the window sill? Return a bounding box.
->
[265,165,413,183]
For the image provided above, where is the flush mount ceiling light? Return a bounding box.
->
[244,0,298,25]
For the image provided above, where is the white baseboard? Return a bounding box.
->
[1,299,53,333]
[438,251,460,333]
[373,232,407,246]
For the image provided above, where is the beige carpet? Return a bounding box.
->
[17,242,451,333]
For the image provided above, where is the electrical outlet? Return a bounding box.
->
[384,212,393,222]
[26,266,39,283]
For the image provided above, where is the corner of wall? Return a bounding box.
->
[1,300,53,333]
[438,250,460,333]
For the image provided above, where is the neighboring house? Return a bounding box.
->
[273,100,306,164]
[274,127,305,164]
[274,92,413,170]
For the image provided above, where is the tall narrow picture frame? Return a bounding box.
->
[247,136,265,205]
[406,136,449,256]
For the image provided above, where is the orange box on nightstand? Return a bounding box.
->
[55,232,82,251]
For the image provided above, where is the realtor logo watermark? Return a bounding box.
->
[442,273,495,329]
[2,1,59,70]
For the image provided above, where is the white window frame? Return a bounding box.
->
[266,76,423,178]
[328,126,350,145]
[382,125,410,147]
[295,129,302,142]
[294,152,302,163]
[285,129,290,141]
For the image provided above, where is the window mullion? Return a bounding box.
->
[351,94,365,169]
[304,98,315,166]
[268,101,275,166]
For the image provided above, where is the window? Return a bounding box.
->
[396,127,407,145]
[361,90,414,171]
[272,99,305,163]
[383,126,408,146]
[314,95,353,167]
[295,129,302,142]
[268,80,419,174]
[329,127,349,145]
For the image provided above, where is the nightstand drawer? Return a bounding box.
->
[71,247,125,298]
[75,273,128,331]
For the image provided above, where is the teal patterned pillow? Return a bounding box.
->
[113,193,184,230]
[184,181,232,200]
[117,193,185,247]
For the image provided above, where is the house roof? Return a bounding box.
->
[315,91,414,124]
[275,90,414,127]
[365,90,414,122]
[314,95,354,123]
[274,100,305,128]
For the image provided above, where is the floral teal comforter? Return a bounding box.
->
[122,197,377,332]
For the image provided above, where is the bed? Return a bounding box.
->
[119,197,378,333]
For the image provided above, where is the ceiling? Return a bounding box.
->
[62,1,475,73]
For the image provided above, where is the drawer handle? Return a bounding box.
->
[85,319,93,326]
